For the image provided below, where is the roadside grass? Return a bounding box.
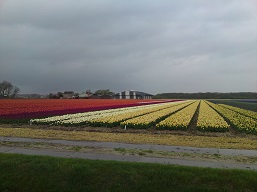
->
[1,127,257,150]
[2,141,257,164]
[1,153,257,192]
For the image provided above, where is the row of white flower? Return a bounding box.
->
[86,101,188,127]
[31,100,188,126]
[31,106,140,125]
[58,101,189,126]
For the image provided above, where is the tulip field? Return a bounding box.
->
[0,99,174,123]
[0,99,257,134]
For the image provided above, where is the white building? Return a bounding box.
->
[114,90,153,99]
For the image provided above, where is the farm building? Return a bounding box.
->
[114,90,153,99]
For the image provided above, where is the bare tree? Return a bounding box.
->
[11,86,20,98]
[0,81,20,98]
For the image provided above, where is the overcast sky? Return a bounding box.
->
[0,0,256,94]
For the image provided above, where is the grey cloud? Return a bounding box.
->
[0,0,256,94]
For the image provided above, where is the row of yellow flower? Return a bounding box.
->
[31,101,188,126]
[156,101,199,130]
[196,101,229,132]
[86,101,189,127]
[218,104,257,120]
[206,101,257,134]
[120,101,194,129]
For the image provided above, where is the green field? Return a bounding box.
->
[1,153,257,192]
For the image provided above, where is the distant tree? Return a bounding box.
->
[94,89,114,96]
[11,87,20,98]
[0,81,20,98]
[86,89,92,95]
[73,93,79,99]
[48,93,54,99]
[153,92,257,99]
[57,92,63,98]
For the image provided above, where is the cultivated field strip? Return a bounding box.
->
[32,101,188,126]
[156,100,200,130]
[86,101,189,127]
[31,107,137,125]
[60,101,188,126]
[28,100,257,134]
[196,101,229,132]
[120,101,194,129]
[207,101,257,134]
[31,106,151,125]
[218,104,257,120]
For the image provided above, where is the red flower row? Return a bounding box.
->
[0,99,179,120]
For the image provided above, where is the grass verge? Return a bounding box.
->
[1,127,257,149]
[1,153,257,192]
[1,141,257,164]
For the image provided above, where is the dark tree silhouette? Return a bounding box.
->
[0,81,20,98]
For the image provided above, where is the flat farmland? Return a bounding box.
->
[0,99,173,123]
[0,99,257,149]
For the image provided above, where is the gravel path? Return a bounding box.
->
[1,136,257,171]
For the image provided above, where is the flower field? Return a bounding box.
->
[196,101,229,132]
[0,99,257,134]
[218,104,257,120]
[206,101,257,134]
[156,100,200,130]
[0,99,174,122]
[120,100,193,129]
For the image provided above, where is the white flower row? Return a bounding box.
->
[31,101,187,126]
[58,101,188,126]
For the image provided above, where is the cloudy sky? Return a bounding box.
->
[0,0,256,94]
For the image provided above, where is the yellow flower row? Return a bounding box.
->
[32,101,188,126]
[156,101,199,130]
[196,101,229,132]
[218,104,257,120]
[52,102,182,126]
[120,101,194,129]
[88,101,190,127]
[206,101,257,134]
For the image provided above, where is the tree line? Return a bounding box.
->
[0,81,20,98]
[153,92,257,99]
[48,89,115,99]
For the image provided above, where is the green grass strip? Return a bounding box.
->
[1,153,257,192]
